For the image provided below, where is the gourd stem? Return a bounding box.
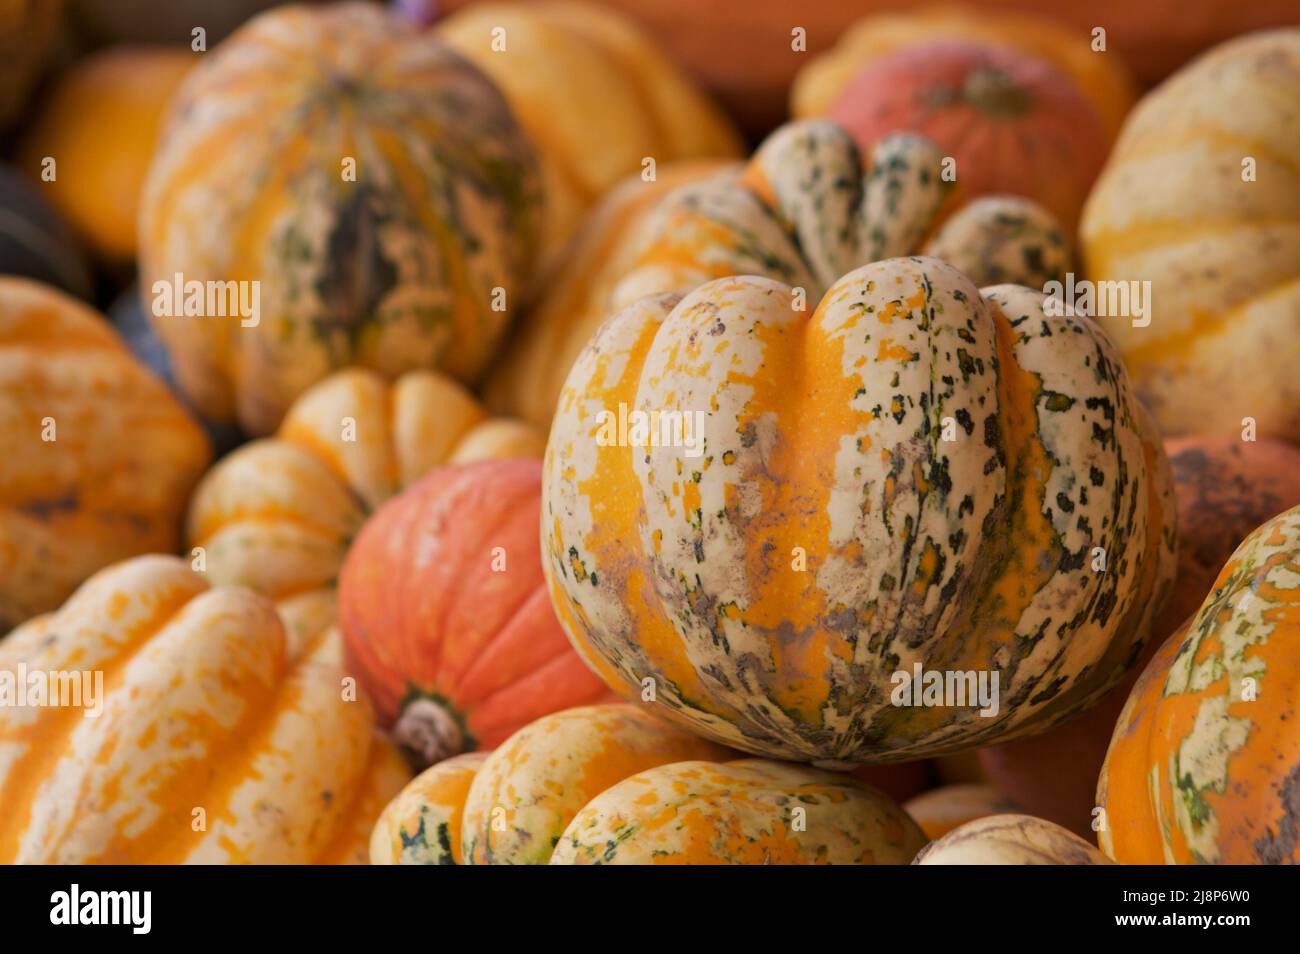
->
[964,67,1032,116]
[393,697,465,769]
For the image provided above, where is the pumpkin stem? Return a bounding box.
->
[963,67,1032,117]
[393,697,466,769]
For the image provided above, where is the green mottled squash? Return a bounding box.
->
[490,118,1071,428]
[543,255,1176,764]
[370,703,925,864]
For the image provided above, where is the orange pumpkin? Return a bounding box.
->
[827,39,1109,231]
[0,278,211,632]
[980,436,1300,837]
[138,3,541,435]
[436,0,1298,136]
[792,4,1137,141]
[18,46,197,259]
[1098,503,1300,864]
[339,458,613,766]
[0,555,410,863]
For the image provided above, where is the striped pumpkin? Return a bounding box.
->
[491,119,1070,429]
[435,0,742,267]
[187,366,543,602]
[914,814,1112,865]
[0,556,410,863]
[370,703,926,864]
[1080,29,1300,443]
[1098,504,1300,864]
[139,3,541,435]
[609,120,1070,312]
[543,256,1176,764]
[554,758,926,865]
[0,278,210,632]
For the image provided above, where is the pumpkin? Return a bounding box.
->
[0,278,211,632]
[826,40,1110,232]
[0,165,93,300]
[980,436,1300,837]
[17,47,196,260]
[187,366,542,609]
[914,814,1112,865]
[611,120,1070,312]
[138,2,542,436]
[903,784,1022,840]
[543,255,1177,764]
[371,703,927,864]
[0,555,410,863]
[338,457,612,766]
[434,0,742,266]
[493,119,1071,429]
[554,759,927,865]
[437,0,1300,135]
[1080,29,1300,444]
[0,0,63,127]
[1098,503,1300,864]
[791,4,1137,142]
[484,160,728,428]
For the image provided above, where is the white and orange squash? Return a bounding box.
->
[543,255,1176,764]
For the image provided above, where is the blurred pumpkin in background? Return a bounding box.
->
[17,46,196,261]
[436,0,1300,138]
[432,0,743,271]
[825,39,1109,232]
[792,4,1137,141]
[483,159,728,428]
[139,3,542,435]
[0,165,93,300]
[0,278,211,633]
[1081,28,1300,444]
[0,0,64,128]
[978,436,1300,837]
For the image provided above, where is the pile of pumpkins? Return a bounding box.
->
[1,0,1298,865]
